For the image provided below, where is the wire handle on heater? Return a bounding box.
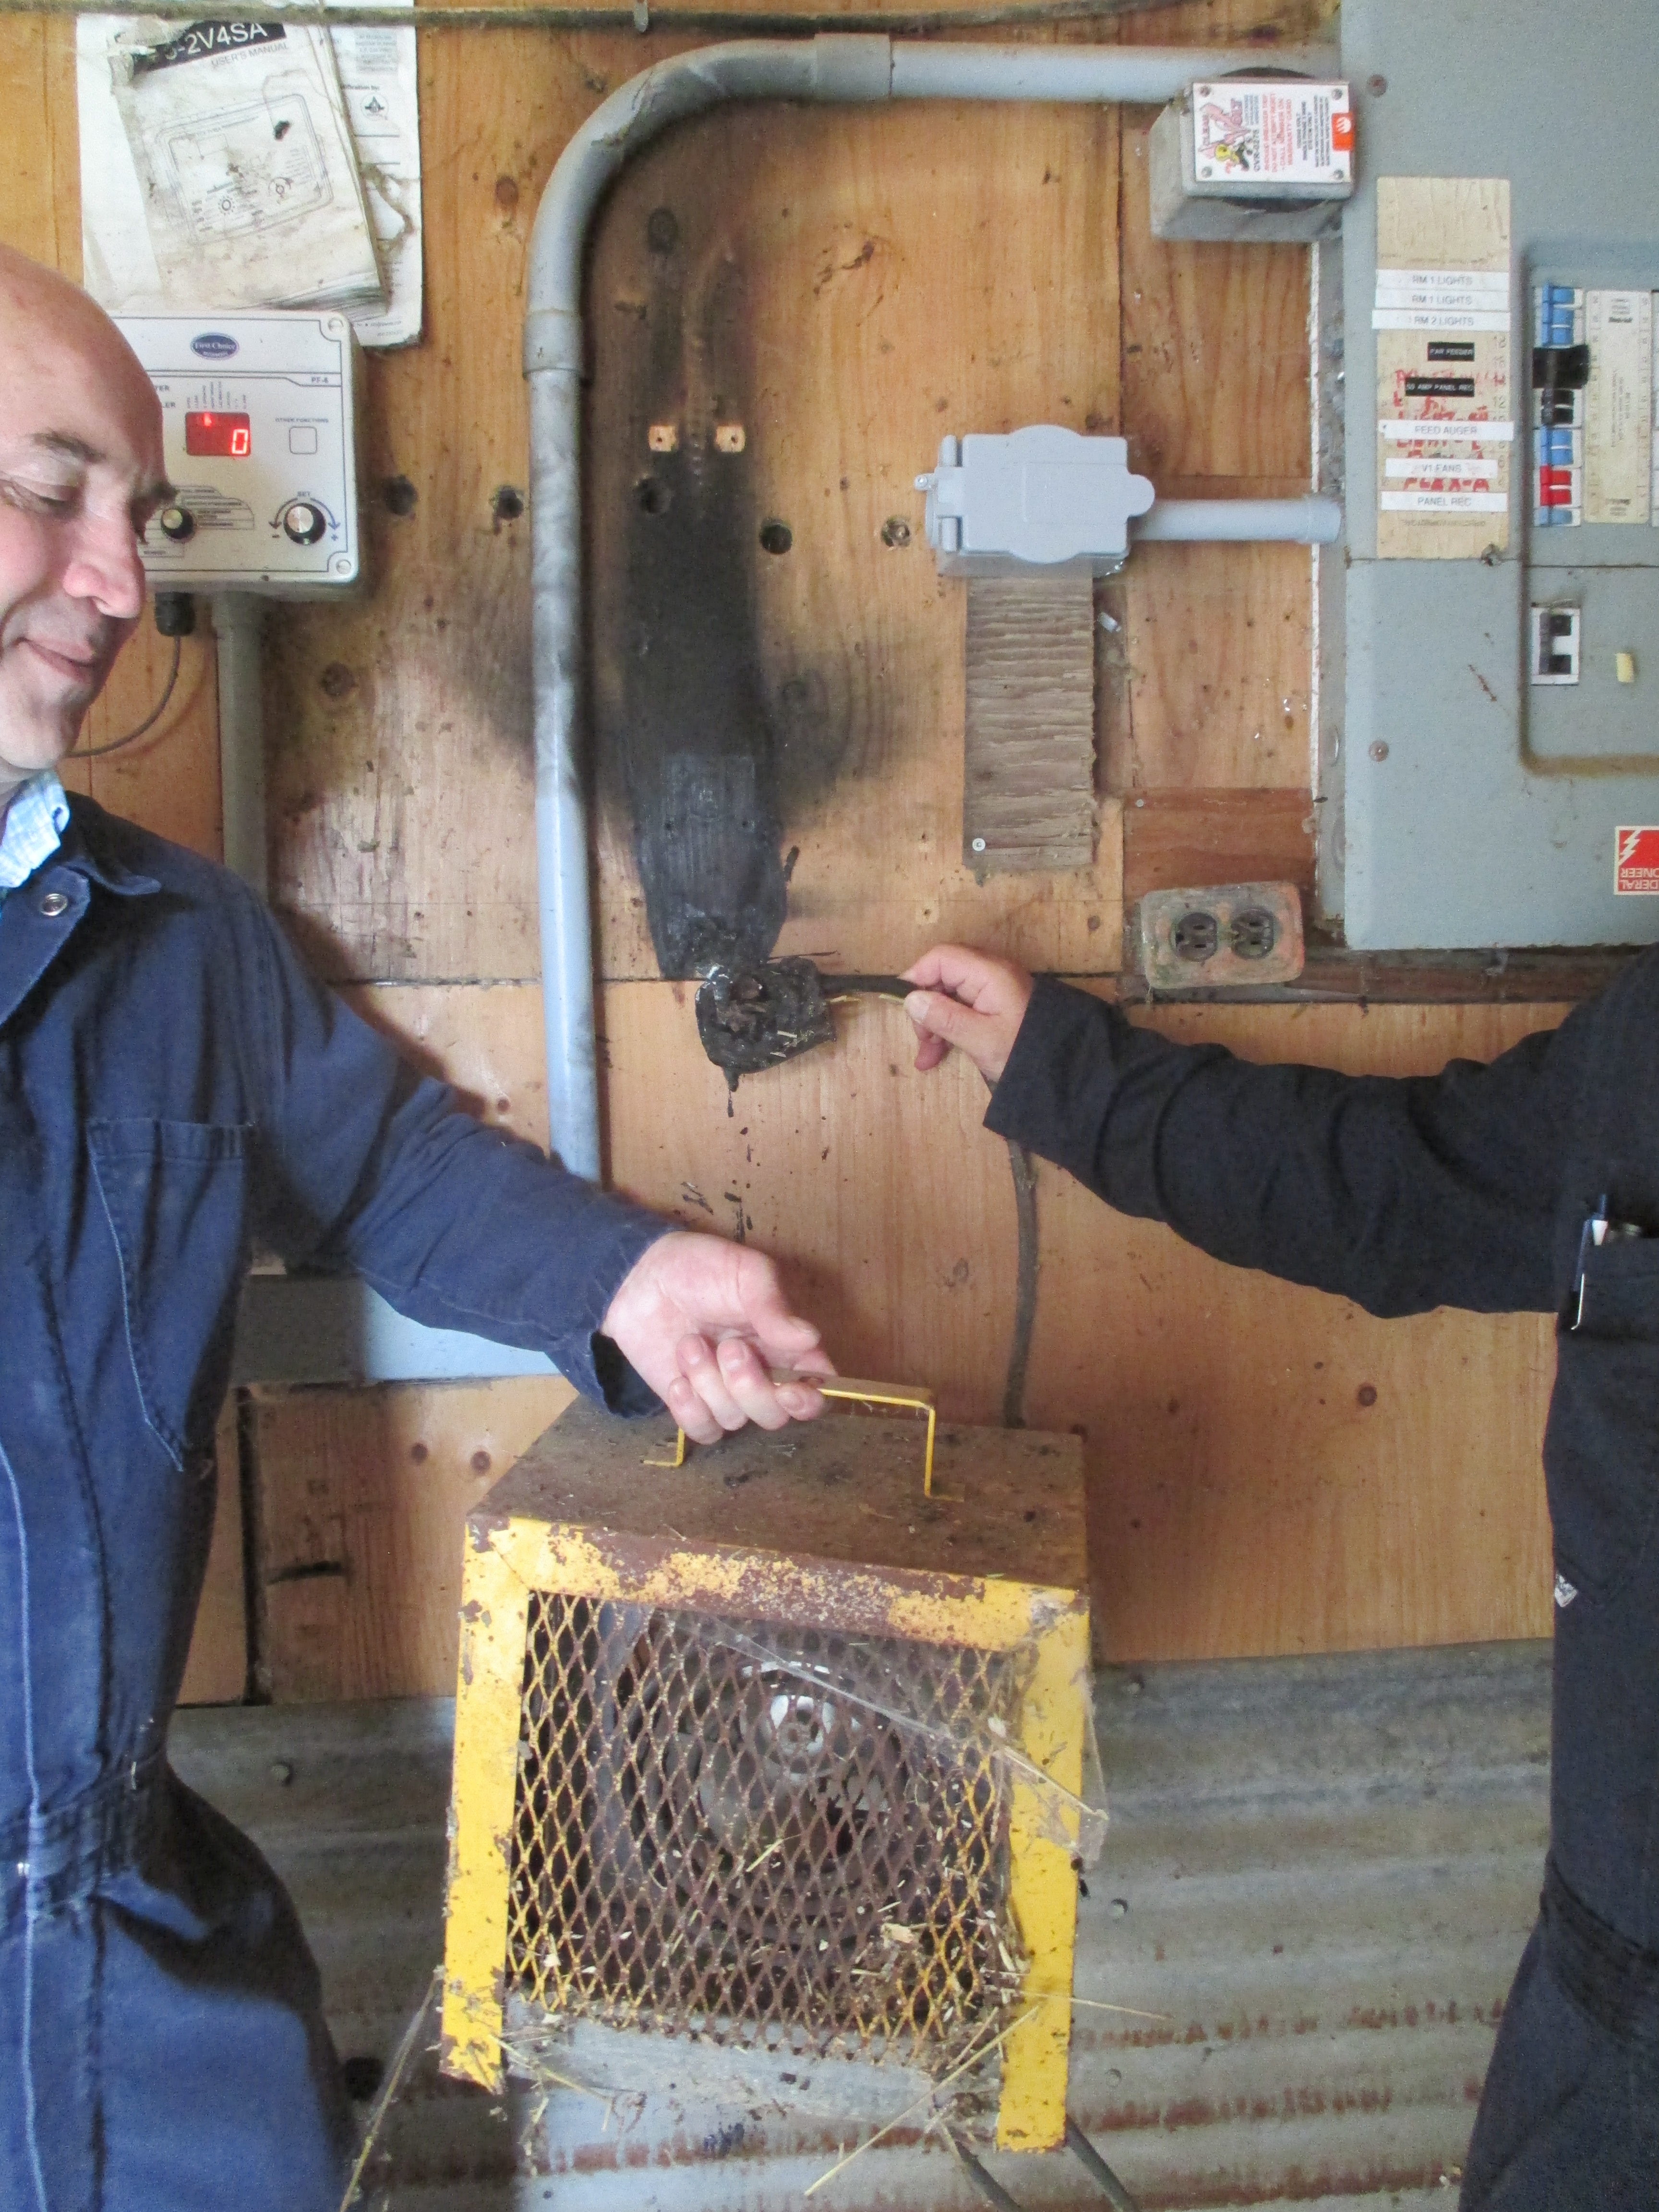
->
[643,1373,938,1495]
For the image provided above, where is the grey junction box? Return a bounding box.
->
[1150,81,1352,244]
[1323,0,1659,949]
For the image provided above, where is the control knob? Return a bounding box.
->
[281,502,328,546]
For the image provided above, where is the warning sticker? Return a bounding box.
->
[1614,826,1659,895]
[1191,81,1353,185]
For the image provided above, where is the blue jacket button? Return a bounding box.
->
[39,890,70,917]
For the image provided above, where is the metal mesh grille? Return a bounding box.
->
[505,1593,1022,2064]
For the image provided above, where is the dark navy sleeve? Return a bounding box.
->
[985,977,1584,1317]
[242,897,669,1407]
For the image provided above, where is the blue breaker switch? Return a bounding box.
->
[916,426,1155,578]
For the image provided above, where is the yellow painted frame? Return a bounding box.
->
[441,1511,1088,2151]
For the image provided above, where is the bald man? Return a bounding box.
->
[0,246,830,2211]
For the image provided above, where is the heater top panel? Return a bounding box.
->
[483,1399,1086,1596]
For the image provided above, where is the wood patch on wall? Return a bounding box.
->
[963,577,1097,873]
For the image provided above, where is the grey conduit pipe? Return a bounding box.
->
[1135,496,1343,543]
[525,33,1340,1178]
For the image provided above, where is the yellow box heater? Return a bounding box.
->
[439,1394,1090,2151]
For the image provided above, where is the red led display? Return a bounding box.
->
[184,410,252,458]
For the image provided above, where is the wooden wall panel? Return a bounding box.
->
[1039,997,1564,1659]
[7,0,1573,1702]
[242,982,1567,1694]
[262,25,587,982]
[587,91,1126,981]
[1108,542,1314,795]
[344,979,551,1145]
[253,1376,575,1700]
[605,985,1567,1662]
[0,11,74,266]
[178,1399,249,1706]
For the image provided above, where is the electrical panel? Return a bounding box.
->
[1322,0,1659,948]
[116,311,362,596]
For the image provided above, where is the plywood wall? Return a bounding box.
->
[2,0,1562,1708]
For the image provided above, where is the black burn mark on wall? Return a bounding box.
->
[593,160,851,981]
[617,230,783,976]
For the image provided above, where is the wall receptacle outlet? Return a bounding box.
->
[1531,604,1581,685]
[1137,882,1305,991]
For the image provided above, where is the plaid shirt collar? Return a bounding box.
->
[0,770,71,894]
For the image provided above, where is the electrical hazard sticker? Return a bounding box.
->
[1190,81,1353,185]
[1614,826,1659,894]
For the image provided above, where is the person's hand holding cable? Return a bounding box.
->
[902,944,1034,1083]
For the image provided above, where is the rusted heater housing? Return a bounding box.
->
[440,1397,1091,2151]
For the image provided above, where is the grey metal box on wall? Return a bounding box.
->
[1326,0,1659,949]
[1150,88,1349,244]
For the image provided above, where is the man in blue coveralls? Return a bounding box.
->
[0,243,830,2210]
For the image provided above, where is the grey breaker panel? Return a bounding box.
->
[1324,0,1659,949]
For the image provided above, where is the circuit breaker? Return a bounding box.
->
[116,311,362,595]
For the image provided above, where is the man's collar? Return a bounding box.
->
[0,769,72,892]
[56,793,161,899]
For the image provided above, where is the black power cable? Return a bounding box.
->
[67,591,195,762]
[1065,2114,1142,2211]
[67,636,182,760]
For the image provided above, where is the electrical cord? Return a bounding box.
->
[66,635,183,759]
[947,2117,1142,2211]
[1065,2115,1141,2211]
[827,981,1041,1431]
[949,2131,1025,2212]
[1001,1136,1038,1429]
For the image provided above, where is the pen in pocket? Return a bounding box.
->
[1570,1193,1645,1330]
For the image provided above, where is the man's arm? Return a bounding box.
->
[904,947,1581,1318]
[243,894,828,1438]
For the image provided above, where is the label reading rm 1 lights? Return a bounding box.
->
[115,309,361,598]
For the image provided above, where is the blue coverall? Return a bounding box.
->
[988,974,1659,2210]
[0,797,666,2211]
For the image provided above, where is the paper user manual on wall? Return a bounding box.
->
[77,14,423,347]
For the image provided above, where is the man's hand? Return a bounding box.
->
[601,1231,834,1445]
[902,945,1034,1083]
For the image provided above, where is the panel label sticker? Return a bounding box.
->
[1374,179,1512,558]
[1584,290,1652,523]
[1615,827,1659,895]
